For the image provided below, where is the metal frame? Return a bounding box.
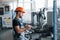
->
[53,0,57,40]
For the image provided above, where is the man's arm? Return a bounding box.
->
[14,25,30,33]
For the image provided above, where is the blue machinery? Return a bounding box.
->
[53,0,57,40]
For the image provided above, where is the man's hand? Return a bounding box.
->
[25,25,32,30]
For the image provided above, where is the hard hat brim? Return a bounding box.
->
[15,10,25,13]
[22,11,25,13]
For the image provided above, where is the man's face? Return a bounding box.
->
[18,12,23,17]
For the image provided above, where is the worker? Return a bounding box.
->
[13,7,31,40]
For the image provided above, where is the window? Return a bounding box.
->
[57,0,60,7]
[35,0,45,11]
[18,3,23,7]
[48,0,53,8]
[19,0,23,2]
[24,0,31,2]
[13,2,17,10]
[24,3,31,10]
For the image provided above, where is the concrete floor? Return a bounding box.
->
[0,29,13,40]
[0,29,52,40]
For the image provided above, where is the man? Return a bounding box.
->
[13,7,31,40]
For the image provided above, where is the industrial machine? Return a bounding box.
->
[0,4,12,29]
[25,8,53,40]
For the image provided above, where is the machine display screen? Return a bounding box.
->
[0,8,4,15]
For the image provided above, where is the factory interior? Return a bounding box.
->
[0,0,60,40]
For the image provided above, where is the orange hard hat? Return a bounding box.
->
[15,7,25,13]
